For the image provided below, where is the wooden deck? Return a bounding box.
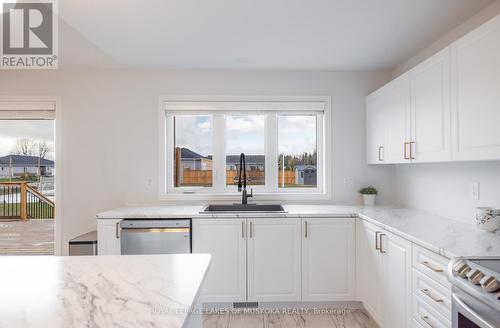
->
[0,219,54,255]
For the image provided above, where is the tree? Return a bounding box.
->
[13,138,34,156]
[36,141,50,159]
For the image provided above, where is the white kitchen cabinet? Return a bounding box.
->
[366,73,411,164]
[451,14,500,161]
[192,219,246,302]
[411,48,451,162]
[360,220,385,324]
[302,218,355,301]
[359,220,412,328]
[367,90,388,164]
[247,218,301,302]
[97,219,122,255]
[381,229,412,328]
[384,74,412,164]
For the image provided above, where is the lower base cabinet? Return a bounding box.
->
[192,219,246,302]
[97,219,121,255]
[192,217,355,304]
[302,218,355,301]
[358,220,412,328]
[247,218,302,302]
[384,229,412,328]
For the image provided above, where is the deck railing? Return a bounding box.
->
[0,182,54,219]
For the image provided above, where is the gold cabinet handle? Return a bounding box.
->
[421,288,444,303]
[404,142,410,159]
[410,141,416,159]
[249,221,253,238]
[304,221,308,238]
[420,315,434,328]
[242,221,245,238]
[375,231,381,250]
[378,146,384,161]
[379,233,386,253]
[421,261,443,273]
[115,222,120,239]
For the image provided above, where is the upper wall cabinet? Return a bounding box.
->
[384,74,412,164]
[367,14,500,164]
[411,48,451,163]
[366,73,411,164]
[450,14,500,161]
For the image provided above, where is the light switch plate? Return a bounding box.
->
[471,182,480,200]
[344,176,354,188]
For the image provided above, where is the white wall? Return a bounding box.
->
[0,69,391,254]
[393,162,500,225]
[393,0,500,77]
[390,1,500,224]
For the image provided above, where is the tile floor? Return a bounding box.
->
[203,308,378,328]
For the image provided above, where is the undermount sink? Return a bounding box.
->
[201,204,286,213]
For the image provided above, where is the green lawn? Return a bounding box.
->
[0,202,54,218]
[0,177,38,183]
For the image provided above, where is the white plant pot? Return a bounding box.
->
[362,194,376,206]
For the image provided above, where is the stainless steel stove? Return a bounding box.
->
[448,257,500,328]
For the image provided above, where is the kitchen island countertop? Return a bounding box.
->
[0,254,210,328]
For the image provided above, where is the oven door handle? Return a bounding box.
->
[452,293,496,328]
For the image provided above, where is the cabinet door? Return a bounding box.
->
[360,220,385,325]
[385,74,412,163]
[247,218,301,302]
[97,219,121,255]
[381,230,412,328]
[302,218,355,301]
[367,92,387,164]
[451,15,500,160]
[411,48,451,162]
[192,219,246,302]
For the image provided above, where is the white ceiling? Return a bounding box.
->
[58,0,495,70]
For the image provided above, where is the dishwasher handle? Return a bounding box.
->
[120,227,190,233]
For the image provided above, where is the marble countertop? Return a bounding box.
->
[97,204,500,259]
[357,207,500,259]
[96,204,360,219]
[0,254,210,328]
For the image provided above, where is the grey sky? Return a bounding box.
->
[175,115,316,156]
[0,120,55,158]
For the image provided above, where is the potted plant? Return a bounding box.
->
[359,185,378,206]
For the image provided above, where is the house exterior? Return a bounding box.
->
[0,155,55,178]
[294,164,317,186]
[179,148,212,171]
[225,155,265,171]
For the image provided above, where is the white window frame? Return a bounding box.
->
[159,95,332,202]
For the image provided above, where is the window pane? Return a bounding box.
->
[225,115,265,186]
[278,115,317,188]
[173,115,213,187]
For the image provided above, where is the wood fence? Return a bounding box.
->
[181,169,296,186]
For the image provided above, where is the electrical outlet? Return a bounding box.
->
[471,182,480,200]
[344,176,354,188]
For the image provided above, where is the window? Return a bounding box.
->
[173,115,213,187]
[161,96,331,200]
[278,115,317,188]
[226,115,265,187]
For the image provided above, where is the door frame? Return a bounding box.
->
[0,95,62,255]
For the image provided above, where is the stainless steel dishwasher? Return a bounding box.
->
[120,219,191,255]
